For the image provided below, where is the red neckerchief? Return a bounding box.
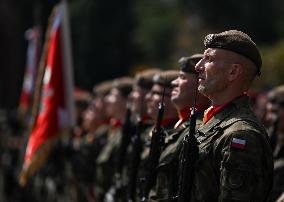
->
[174,104,208,129]
[203,94,246,124]
[110,118,122,128]
[97,118,110,128]
[141,115,151,124]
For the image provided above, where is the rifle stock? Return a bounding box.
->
[176,107,199,202]
[127,116,143,202]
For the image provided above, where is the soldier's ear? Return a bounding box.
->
[228,63,243,82]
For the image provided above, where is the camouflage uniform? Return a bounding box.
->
[189,96,273,202]
[149,113,204,201]
[95,127,122,200]
[139,122,177,200]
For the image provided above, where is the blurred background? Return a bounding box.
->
[1,0,284,111]
[0,0,284,201]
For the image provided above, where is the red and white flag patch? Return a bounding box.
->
[231,137,246,149]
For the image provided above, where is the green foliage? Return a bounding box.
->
[261,40,284,87]
[132,0,180,66]
[67,0,284,90]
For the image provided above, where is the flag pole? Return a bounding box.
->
[61,0,76,128]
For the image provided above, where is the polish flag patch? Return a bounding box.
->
[231,138,246,149]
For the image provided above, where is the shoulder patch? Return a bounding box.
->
[231,137,246,150]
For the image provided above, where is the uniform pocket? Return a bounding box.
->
[220,163,253,201]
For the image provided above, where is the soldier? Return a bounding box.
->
[129,69,161,122]
[74,80,113,201]
[145,70,179,126]
[189,30,273,201]
[125,68,160,201]
[265,85,284,202]
[149,54,210,201]
[140,70,179,200]
[95,77,133,201]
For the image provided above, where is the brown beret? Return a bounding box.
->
[178,54,203,74]
[204,30,262,75]
[268,85,284,106]
[112,77,133,97]
[93,80,113,96]
[134,68,161,90]
[153,70,179,89]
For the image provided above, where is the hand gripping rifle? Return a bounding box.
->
[176,78,199,202]
[141,87,166,202]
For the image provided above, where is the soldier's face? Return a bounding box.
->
[195,48,230,98]
[105,88,127,118]
[92,96,107,118]
[147,84,171,119]
[171,71,197,109]
[129,85,147,115]
[82,108,97,131]
[266,102,284,133]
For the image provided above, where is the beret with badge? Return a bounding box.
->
[204,30,262,75]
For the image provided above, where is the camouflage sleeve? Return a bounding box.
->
[218,130,270,202]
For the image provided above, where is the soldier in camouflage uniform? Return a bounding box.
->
[139,70,180,199]
[78,80,112,201]
[266,85,284,202]
[95,77,133,201]
[149,54,210,201]
[188,30,273,202]
[123,69,160,201]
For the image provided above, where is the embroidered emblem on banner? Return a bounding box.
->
[231,137,246,149]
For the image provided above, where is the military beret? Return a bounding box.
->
[74,87,92,109]
[153,70,179,89]
[178,54,203,74]
[268,85,284,106]
[112,77,133,97]
[204,30,262,75]
[92,80,113,97]
[134,68,161,90]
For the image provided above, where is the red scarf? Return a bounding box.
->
[174,104,208,129]
[203,94,246,124]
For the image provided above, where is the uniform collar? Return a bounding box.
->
[175,104,208,129]
[199,95,250,135]
[110,118,122,128]
[203,94,247,124]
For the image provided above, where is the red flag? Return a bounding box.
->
[19,2,75,186]
[18,27,41,118]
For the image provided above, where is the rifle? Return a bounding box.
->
[127,115,143,202]
[105,104,134,202]
[141,87,166,202]
[176,78,199,202]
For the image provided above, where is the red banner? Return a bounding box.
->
[19,2,75,186]
[19,27,41,116]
